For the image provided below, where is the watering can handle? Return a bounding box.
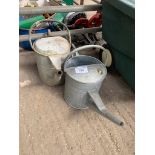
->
[64,45,110,66]
[29,19,72,56]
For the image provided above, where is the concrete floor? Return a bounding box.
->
[19,52,135,155]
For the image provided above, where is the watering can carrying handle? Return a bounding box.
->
[64,45,110,67]
[29,19,72,56]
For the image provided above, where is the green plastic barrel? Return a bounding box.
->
[102,0,135,89]
[19,15,45,29]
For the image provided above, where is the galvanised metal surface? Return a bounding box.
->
[33,36,70,86]
[29,19,71,86]
[64,55,106,109]
[35,53,64,86]
[19,27,102,42]
[19,4,102,15]
[63,45,124,126]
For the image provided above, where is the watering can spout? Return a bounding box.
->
[88,90,124,126]
[49,56,62,71]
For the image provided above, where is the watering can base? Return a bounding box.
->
[64,95,89,109]
[67,102,89,110]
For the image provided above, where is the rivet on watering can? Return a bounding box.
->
[97,68,103,75]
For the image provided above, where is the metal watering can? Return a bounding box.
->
[29,19,71,86]
[64,45,124,126]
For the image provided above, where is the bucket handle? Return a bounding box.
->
[29,19,72,57]
[64,45,111,67]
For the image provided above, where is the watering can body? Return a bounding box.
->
[64,55,107,109]
[34,36,70,86]
[29,19,72,86]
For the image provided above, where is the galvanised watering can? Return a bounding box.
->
[29,19,71,86]
[64,45,124,126]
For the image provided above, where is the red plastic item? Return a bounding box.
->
[88,12,102,28]
[74,18,89,28]
[67,12,102,29]
[68,18,89,29]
